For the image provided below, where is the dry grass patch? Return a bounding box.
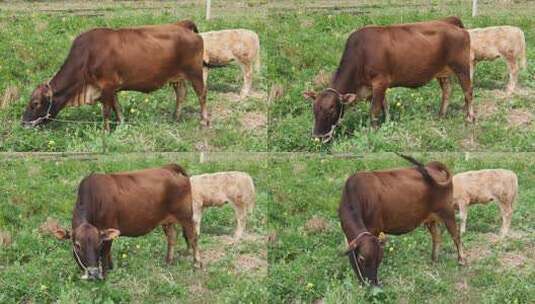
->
[0,231,12,247]
[507,109,532,128]
[268,84,284,103]
[313,70,331,88]
[304,216,330,233]
[235,253,267,274]
[240,111,267,130]
[1,85,19,109]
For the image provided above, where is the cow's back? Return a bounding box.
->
[343,20,469,87]
[191,171,255,206]
[76,167,192,236]
[342,166,452,234]
[72,24,203,92]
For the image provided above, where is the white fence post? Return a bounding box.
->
[206,0,211,20]
[472,0,478,17]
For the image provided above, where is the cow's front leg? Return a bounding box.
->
[101,240,113,277]
[239,63,253,99]
[110,93,123,124]
[172,81,187,121]
[370,82,388,128]
[437,77,451,117]
[101,102,112,132]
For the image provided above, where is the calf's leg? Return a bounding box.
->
[232,200,248,241]
[162,224,176,264]
[437,77,451,117]
[505,55,519,94]
[499,200,513,237]
[437,206,465,265]
[458,200,469,235]
[239,62,253,99]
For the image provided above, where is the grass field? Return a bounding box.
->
[0,3,267,152]
[268,152,534,303]
[267,1,535,152]
[0,153,268,303]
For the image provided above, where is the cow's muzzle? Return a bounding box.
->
[312,125,336,144]
[82,267,104,280]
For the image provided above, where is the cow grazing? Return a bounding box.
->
[51,164,200,280]
[453,169,518,237]
[190,171,256,241]
[304,17,474,143]
[469,26,527,93]
[201,29,261,99]
[339,154,464,286]
[22,20,209,131]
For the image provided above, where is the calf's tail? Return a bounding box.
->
[396,153,452,188]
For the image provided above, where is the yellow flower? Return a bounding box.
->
[389,247,394,252]
[396,102,401,107]
[122,253,127,258]
[306,282,314,289]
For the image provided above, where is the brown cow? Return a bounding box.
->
[51,164,200,280]
[339,154,464,286]
[305,17,474,143]
[22,20,209,131]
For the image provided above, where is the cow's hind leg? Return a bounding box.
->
[437,206,465,265]
[162,224,176,264]
[437,77,452,117]
[181,221,201,268]
[451,65,475,123]
[187,70,209,127]
[172,80,187,121]
[425,220,442,262]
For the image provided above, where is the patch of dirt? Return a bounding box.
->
[218,91,266,103]
[188,282,209,297]
[301,19,315,28]
[267,231,278,244]
[211,103,233,121]
[218,233,265,246]
[464,244,491,263]
[507,109,532,128]
[235,254,267,273]
[201,248,226,265]
[485,231,526,243]
[455,278,469,292]
[240,111,266,130]
[500,252,527,268]
[304,216,330,233]
[460,133,480,151]
[313,70,331,88]
[195,140,210,152]
[268,84,284,103]
[35,20,48,32]
[476,99,498,119]
[312,298,325,304]
[0,231,12,247]
[1,85,19,109]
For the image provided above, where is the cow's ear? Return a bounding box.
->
[52,227,71,240]
[303,91,317,101]
[100,228,120,241]
[341,93,357,104]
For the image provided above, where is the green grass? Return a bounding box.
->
[267,152,535,303]
[0,153,268,303]
[267,2,535,152]
[0,5,267,152]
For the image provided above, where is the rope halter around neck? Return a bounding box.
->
[347,231,374,284]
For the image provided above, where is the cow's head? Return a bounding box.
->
[53,223,120,280]
[22,83,55,127]
[345,232,385,286]
[304,89,357,143]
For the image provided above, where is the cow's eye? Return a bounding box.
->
[74,242,81,250]
[358,254,365,263]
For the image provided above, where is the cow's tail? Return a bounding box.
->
[176,20,199,33]
[396,153,452,188]
[164,164,189,177]
[519,30,527,70]
[441,16,464,28]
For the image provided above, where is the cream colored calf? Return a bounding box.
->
[453,169,518,237]
[190,171,255,240]
[469,26,527,93]
[201,29,261,98]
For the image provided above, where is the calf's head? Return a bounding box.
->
[345,232,385,286]
[22,83,55,127]
[304,89,356,143]
[53,223,120,280]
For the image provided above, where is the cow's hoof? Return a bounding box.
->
[200,120,210,128]
[193,261,203,269]
[458,258,466,266]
